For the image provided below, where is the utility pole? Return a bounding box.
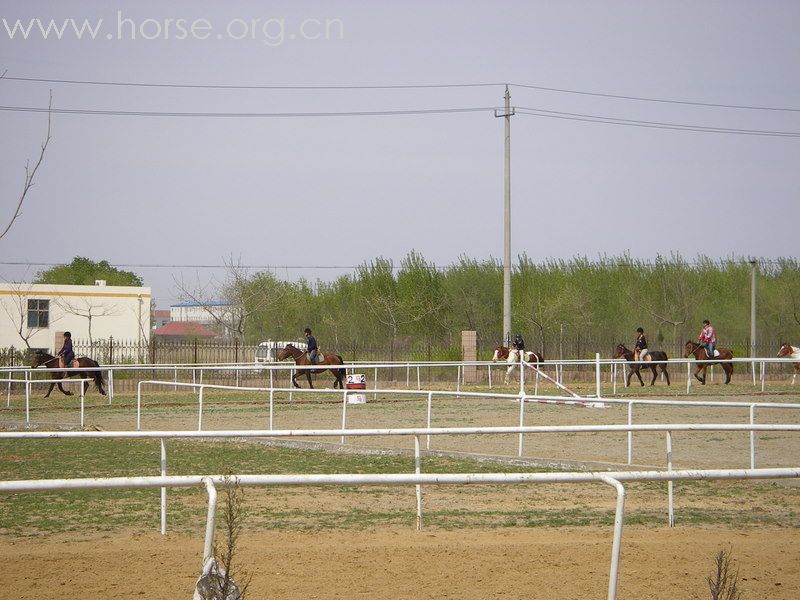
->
[495,85,514,345]
[750,259,757,358]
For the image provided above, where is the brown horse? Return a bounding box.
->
[778,343,800,384]
[277,344,346,389]
[684,341,733,385]
[31,350,106,397]
[613,344,670,386]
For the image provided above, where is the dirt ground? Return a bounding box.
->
[3,385,799,598]
[1,526,798,599]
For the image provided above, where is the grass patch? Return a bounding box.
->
[2,437,798,536]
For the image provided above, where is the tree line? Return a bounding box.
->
[30,255,800,360]
[229,253,800,359]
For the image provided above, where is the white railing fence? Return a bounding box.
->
[1,464,798,600]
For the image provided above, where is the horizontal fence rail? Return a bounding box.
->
[1,466,798,600]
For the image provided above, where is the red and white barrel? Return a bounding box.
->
[346,374,367,403]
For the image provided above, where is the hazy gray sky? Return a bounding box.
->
[1,0,798,307]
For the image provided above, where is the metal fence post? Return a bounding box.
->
[203,479,218,565]
[341,389,348,444]
[160,439,167,535]
[414,435,423,531]
[595,353,601,398]
[666,431,674,527]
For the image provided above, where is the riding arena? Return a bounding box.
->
[2,347,799,599]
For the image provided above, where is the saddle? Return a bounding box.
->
[704,348,721,358]
[308,352,325,364]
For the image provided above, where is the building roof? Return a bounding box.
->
[152,321,216,338]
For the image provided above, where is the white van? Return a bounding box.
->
[254,340,308,364]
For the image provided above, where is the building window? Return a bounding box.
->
[27,299,49,328]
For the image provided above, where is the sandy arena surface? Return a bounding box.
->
[1,526,798,599]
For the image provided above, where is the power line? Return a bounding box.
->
[510,82,800,113]
[2,75,503,91]
[5,74,799,112]
[2,102,796,137]
[516,107,800,137]
[0,105,498,118]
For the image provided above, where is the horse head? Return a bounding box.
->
[31,350,53,368]
[778,343,793,358]
[613,344,627,359]
[276,345,296,361]
[492,346,507,362]
[683,340,699,358]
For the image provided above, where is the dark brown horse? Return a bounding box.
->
[684,341,734,385]
[277,344,346,389]
[778,343,800,384]
[31,350,106,397]
[613,344,670,387]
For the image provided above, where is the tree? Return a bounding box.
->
[0,78,52,242]
[53,296,122,346]
[0,280,59,350]
[175,257,284,341]
[36,257,143,287]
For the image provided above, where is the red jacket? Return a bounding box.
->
[698,325,716,343]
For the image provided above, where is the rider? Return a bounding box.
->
[634,327,648,362]
[698,319,717,358]
[57,331,75,370]
[512,333,525,361]
[304,328,319,364]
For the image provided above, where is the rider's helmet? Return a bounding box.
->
[304,327,312,335]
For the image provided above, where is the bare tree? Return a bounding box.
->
[54,297,121,347]
[0,279,59,350]
[195,477,251,600]
[1,77,53,241]
[174,257,286,341]
[706,548,744,600]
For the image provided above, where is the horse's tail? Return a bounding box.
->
[336,355,346,378]
[91,362,107,393]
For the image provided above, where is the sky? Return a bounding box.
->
[1,0,798,309]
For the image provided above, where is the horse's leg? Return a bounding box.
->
[634,367,644,387]
[291,372,301,388]
[306,371,314,389]
[44,381,56,398]
[58,380,73,396]
[662,366,671,386]
[504,364,514,385]
[793,365,798,385]
[694,365,706,385]
[724,363,733,384]
[625,367,633,387]
[649,365,657,386]
[95,372,106,395]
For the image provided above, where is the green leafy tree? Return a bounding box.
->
[35,257,143,287]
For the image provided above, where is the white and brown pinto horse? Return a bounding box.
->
[778,343,800,384]
[492,345,544,384]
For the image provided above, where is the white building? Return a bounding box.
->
[0,281,152,353]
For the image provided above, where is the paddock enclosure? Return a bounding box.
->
[2,357,799,599]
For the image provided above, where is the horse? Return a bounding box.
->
[778,343,800,384]
[683,341,734,385]
[613,343,671,387]
[277,344,346,389]
[31,350,106,397]
[492,345,544,384]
